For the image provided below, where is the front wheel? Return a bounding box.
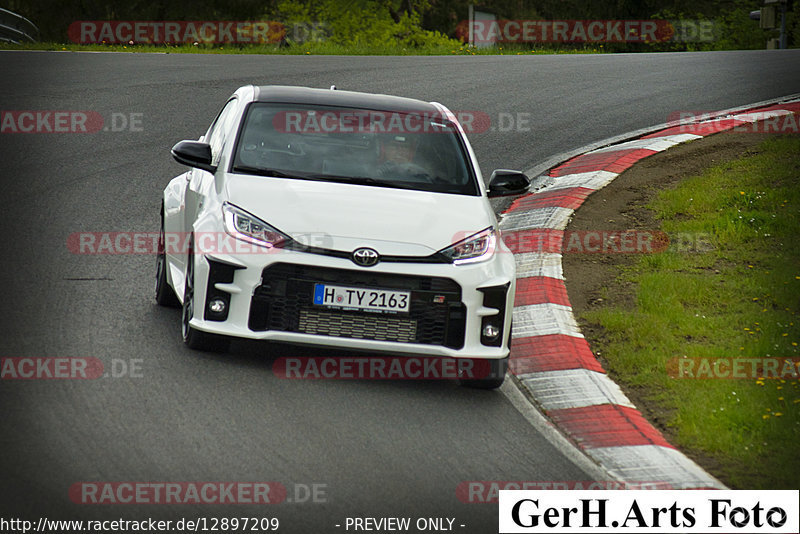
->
[155,212,180,308]
[459,356,508,389]
[182,239,231,353]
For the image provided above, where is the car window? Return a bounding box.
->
[206,98,239,165]
[231,103,479,196]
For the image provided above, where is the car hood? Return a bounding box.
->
[225,174,494,256]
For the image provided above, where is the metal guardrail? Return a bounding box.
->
[0,8,39,43]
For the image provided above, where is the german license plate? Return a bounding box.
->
[313,284,410,314]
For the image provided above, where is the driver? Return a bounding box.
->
[379,135,417,164]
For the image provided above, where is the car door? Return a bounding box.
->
[183,97,240,236]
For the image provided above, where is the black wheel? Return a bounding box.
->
[181,238,231,353]
[155,208,180,308]
[459,356,508,390]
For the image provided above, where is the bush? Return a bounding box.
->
[275,0,459,48]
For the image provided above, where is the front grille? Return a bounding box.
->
[298,309,417,342]
[249,263,465,348]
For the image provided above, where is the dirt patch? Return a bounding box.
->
[561,130,777,482]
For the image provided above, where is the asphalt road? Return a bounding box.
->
[1,49,799,532]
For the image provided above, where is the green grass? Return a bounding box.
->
[581,135,800,489]
[0,41,611,55]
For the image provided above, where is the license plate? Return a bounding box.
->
[313,284,410,314]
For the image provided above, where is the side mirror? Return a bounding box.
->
[171,140,216,173]
[487,169,529,197]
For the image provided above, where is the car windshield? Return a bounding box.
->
[231,102,478,195]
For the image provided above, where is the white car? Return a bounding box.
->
[157,85,528,388]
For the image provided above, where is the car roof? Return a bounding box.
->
[253,85,442,115]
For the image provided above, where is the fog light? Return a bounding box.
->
[208,298,226,314]
[482,323,500,340]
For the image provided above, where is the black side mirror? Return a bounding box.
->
[487,169,529,197]
[171,140,216,173]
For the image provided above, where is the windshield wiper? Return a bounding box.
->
[233,166,425,191]
[231,165,316,180]
[304,174,420,190]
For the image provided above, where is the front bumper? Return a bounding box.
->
[188,245,516,360]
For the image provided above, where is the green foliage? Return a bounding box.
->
[714,5,770,50]
[275,0,458,48]
[7,0,796,50]
[581,135,800,488]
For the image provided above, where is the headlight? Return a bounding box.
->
[222,202,289,248]
[439,227,497,265]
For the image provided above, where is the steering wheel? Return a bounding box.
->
[378,161,438,183]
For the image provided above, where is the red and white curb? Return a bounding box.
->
[501,96,800,490]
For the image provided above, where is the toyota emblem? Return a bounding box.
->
[352,247,380,267]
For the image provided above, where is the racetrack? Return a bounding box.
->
[1,49,799,531]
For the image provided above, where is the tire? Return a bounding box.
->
[155,208,181,308]
[459,356,508,390]
[181,238,231,353]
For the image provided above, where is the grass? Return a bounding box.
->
[0,41,611,55]
[581,135,800,489]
